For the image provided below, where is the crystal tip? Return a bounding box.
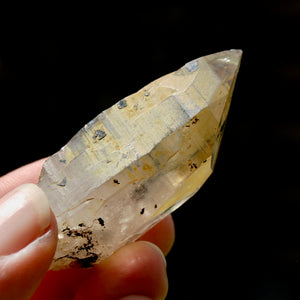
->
[229,49,243,56]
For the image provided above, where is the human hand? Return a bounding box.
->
[0,159,175,300]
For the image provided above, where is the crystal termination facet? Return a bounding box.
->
[38,50,242,270]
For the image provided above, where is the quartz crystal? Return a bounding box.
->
[38,50,242,270]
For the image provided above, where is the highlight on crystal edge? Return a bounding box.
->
[38,49,242,270]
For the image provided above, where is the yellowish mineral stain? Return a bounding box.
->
[153,156,212,217]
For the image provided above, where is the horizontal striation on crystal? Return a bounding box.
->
[38,49,242,270]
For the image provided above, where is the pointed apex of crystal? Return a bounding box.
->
[197,49,242,167]
[38,50,242,270]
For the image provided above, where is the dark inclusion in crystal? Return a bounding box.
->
[57,177,67,187]
[117,99,127,109]
[97,217,105,226]
[93,130,106,140]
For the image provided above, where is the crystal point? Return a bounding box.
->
[38,50,242,270]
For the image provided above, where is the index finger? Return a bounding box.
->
[0,158,47,198]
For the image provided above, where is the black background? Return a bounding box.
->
[0,1,299,299]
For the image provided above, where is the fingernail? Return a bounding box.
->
[118,296,152,300]
[142,241,167,267]
[0,183,51,255]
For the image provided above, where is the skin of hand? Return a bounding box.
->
[0,159,175,300]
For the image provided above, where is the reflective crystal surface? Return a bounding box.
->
[38,50,242,269]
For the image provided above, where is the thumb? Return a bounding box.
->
[0,183,57,300]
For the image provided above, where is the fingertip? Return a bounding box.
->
[139,215,175,255]
[140,241,167,267]
[0,183,51,256]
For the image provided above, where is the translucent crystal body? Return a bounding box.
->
[38,50,242,269]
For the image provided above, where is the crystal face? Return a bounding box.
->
[38,50,242,270]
